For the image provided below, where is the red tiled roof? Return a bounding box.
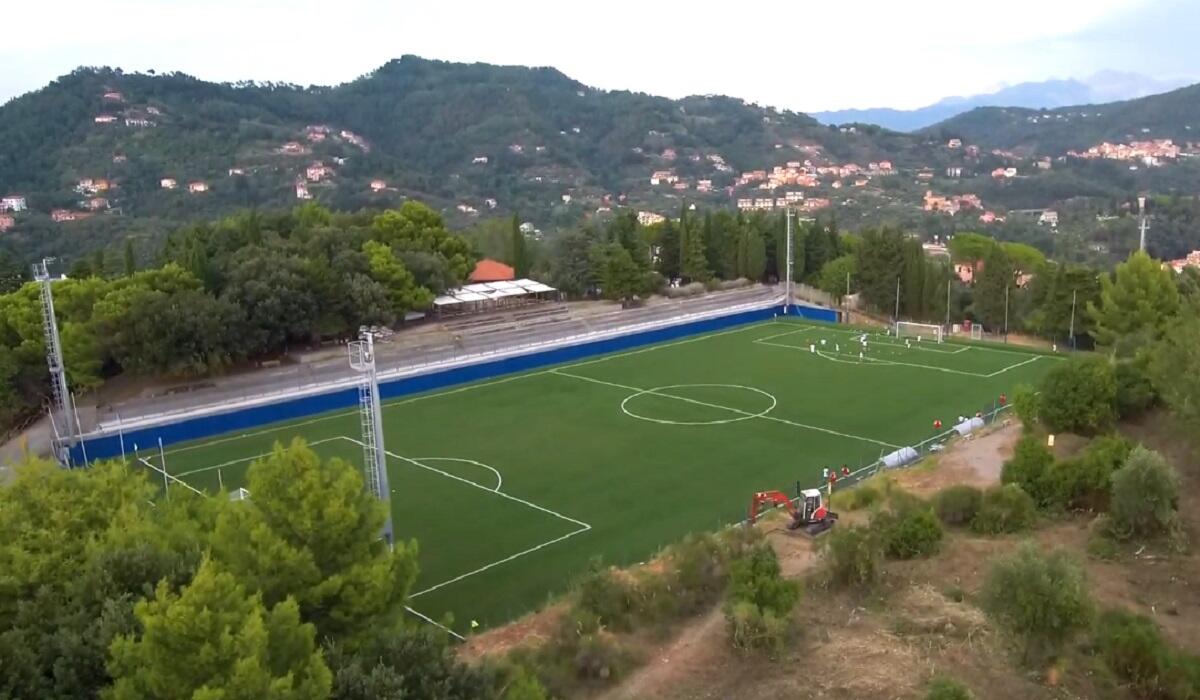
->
[468,258,515,282]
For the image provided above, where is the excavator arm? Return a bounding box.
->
[749,490,796,524]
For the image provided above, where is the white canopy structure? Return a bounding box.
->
[432,278,560,314]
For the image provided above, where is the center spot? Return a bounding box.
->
[620,384,777,426]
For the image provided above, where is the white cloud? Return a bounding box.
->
[0,0,1181,111]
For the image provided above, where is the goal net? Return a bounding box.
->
[894,321,944,343]
[969,325,983,341]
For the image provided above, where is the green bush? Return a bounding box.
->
[981,542,1093,664]
[1053,434,1131,511]
[1094,609,1200,699]
[834,482,883,511]
[825,525,882,588]
[1001,433,1057,507]
[925,675,974,700]
[1110,446,1180,539]
[971,485,1037,535]
[1037,356,1117,435]
[875,506,944,559]
[933,485,983,527]
[574,563,639,632]
[1011,383,1041,427]
[666,533,728,615]
[724,544,799,653]
[1115,356,1158,419]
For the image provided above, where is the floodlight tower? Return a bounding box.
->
[349,331,394,546]
[1138,195,1150,252]
[32,258,76,465]
[785,207,794,311]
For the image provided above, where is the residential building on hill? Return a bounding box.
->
[0,195,27,212]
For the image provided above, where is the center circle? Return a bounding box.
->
[620,384,778,425]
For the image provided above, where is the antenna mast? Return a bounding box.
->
[349,332,394,546]
[32,258,76,465]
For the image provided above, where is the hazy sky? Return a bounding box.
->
[3,0,1197,111]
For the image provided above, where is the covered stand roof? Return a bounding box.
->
[432,279,557,307]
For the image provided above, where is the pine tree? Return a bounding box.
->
[509,213,529,277]
[123,239,136,277]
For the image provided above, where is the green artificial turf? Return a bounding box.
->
[135,319,1058,633]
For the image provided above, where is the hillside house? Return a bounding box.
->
[696,180,713,192]
[753,197,775,210]
[295,182,311,200]
[94,114,117,124]
[472,156,489,164]
[854,178,869,187]
[85,197,109,211]
[306,131,326,143]
[485,198,498,209]
[306,163,333,181]
[102,91,124,101]
[160,178,177,190]
[737,198,754,210]
[673,182,688,191]
[955,261,979,284]
[457,204,479,215]
[51,209,79,222]
[1038,210,1059,227]
[188,182,208,193]
[1165,250,1200,273]
[979,211,1005,224]
[146,106,162,116]
[370,179,387,192]
[0,195,27,212]
[661,148,677,160]
[946,166,963,178]
[124,117,154,128]
[1035,157,1052,170]
[947,138,962,149]
[112,154,127,163]
[228,168,245,176]
[280,142,306,155]
[992,167,1018,179]
[637,211,665,226]
[965,145,981,157]
[650,170,678,186]
[76,178,110,194]
[802,198,830,211]
[561,194,572,203]
[0,215,14,232]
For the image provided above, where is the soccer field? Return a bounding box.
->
[134,318,1059,634]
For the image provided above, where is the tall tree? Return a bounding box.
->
[973,246,1018,332]
[655,218,680,280]
[590,243,643,300]
[509,213,529,278]
[853,227,907,313]
[1088,250,1181,353]
[106,558,332,700]
[210,439,419,643]
[363,240,434,317]
[123,239,136,277]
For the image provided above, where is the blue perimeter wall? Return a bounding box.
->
[72,303,836,462]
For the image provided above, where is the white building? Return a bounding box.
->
[0,195,27,212]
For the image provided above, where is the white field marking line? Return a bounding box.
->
[412,457,503,492]
[158,322,777,460]
[775,320,1066,360]
[759,324,970,355]
[136,456,205,497]
[550,369,900,449]
[404,606,465,641]
[621,384,777,426]
[763,338,1008,377]
[986,355,1042,377]
[171,436,348,479]
[335,436,592,599]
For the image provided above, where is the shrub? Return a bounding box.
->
[500,665,550,700]
[1001,433,1057,507]
[1095,609,1175,696]
[574,563,638,632]
[875,506,943,559]
[971,484,1036,535]
[825,525,881,588]
[833,482,883,511]
[1110,446,1180,539]
[1114,356,1158,419]
[666,533,728,615]
[1011,383,1041,427]
[925,676,974,700]
[933,485,983,527]
[1053,434,1131,511]
[724,544,799,653]
[981,542,1093,664]
[1037,356,1117,435]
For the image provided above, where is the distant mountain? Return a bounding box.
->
[924,81,1200,153]
[0,55,919,262]
[813,71,1190,132]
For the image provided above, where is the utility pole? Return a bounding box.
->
[893,276,901,330]
[1003,284,1010,342]
[1068,289,1077,350]
[785,208,794,311]
[945,278,951,331]
[32,258,76,465]
[1138,195,1149,252]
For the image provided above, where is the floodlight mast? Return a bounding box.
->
[32,258,76,465]
[349,332,395,546]
[785,208,794,311]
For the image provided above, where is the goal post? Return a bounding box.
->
[969,325,983,341]
[894,321,944,343]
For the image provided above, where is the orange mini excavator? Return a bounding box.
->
[748,488,838,537]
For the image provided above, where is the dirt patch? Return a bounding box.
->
[457,603,566,662]
[888,420,1021,498]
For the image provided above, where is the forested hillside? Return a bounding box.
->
[926,83,1200,153]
